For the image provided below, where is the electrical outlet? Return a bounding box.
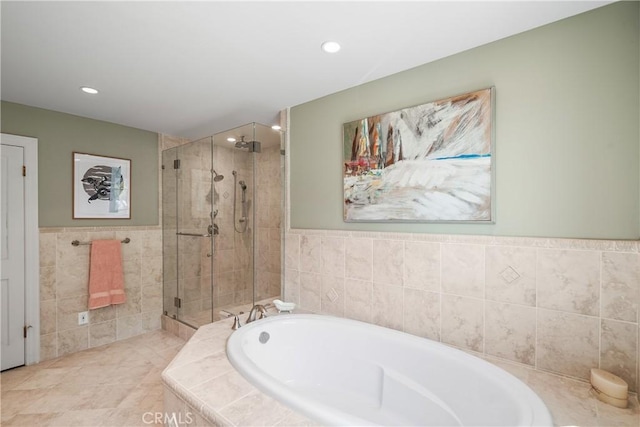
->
[78,311,89,325]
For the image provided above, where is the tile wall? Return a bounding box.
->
[284,230,640,392]
[39,226,163,361]
[255,145,282,301]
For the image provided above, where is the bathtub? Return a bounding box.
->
[226,314,552,427]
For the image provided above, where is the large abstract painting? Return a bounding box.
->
[343,87,494,222]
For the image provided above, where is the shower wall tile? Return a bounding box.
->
[38,226,163,361]
[441,294,484,352]
[537,309,599,380]
[286,229,638,391]
[600,319,637,392]
[601,252,639,323]
[441,244,484,298]
[372,239,404,286]
[345,238,373,282]
[484,301,536,366]
[485,246,536,306]
[537,249,600,316]
[403,241,440,292]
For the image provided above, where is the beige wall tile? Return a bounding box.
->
[282,268,300,305]
[56,295,88,332]
[344,278,372,323]
[441,244,484,298]
[39,300,56,336]
[40,332,58,361]
[39,232,56,267]
[39,266,56,301]
[90,305,116,323]
[403,289,440,341]
[485,301,536,365]
[372,284,403,331]
[441,294,484,352]
[300,235,322,274]
[284,233,300,270]
[372,239,404,286]
[321,236,345,278]
[117,314,142,340]
[601,252,639,322]
[299,272,321,312]
[485,246,536,306]
[403,241,440,292]
[537,249,600,316]
[537,309,599,380]
[345,238,373,281]
[89,320,117,348]
[321,276,344,317]
[600,319,637,392]
[58,327,88,356]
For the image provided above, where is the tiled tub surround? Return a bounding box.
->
[39,226,164,361]
[284,230,640,394]
[163,314,639,427]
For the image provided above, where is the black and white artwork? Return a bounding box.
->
[73,152,131,219]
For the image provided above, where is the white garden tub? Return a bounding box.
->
[226,314,552,426]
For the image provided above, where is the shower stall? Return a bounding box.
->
[162,122,284,328]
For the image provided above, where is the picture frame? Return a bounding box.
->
[343,87,495,223]
[73,152,131,219]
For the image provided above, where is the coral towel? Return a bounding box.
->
[88,240,126,309]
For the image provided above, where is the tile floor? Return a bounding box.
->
[1,330,186,426]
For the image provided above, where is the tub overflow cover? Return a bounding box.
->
[259,331,270,344]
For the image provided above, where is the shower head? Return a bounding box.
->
[213,170,224,182]
[234,140,252,150]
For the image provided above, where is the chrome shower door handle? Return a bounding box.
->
[175,232,212,237]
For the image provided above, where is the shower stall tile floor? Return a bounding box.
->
[0,330,186,427]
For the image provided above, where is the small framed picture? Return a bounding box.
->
[73,152,131,219]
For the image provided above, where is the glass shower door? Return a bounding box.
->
[175,137,214,327]
[162,138,214,328]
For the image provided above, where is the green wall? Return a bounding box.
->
[1,102,159,227]
[290,1,639,239]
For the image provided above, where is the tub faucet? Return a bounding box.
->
[246,304,268,324]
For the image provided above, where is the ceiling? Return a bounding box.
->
[1,1,611,140]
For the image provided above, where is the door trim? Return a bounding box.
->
[1,133,39,365]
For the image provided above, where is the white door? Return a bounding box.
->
[1,144,26,371]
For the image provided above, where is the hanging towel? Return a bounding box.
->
[88,240,126,309]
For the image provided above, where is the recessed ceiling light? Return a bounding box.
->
[227,137,236,142]
[271,125,281,131]
[80,86,99,95]
[321,41,341,53]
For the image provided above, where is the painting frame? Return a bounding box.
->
[73,152,131,219]
[343,87,495,223]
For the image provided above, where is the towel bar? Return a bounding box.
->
[71,237,131,246]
